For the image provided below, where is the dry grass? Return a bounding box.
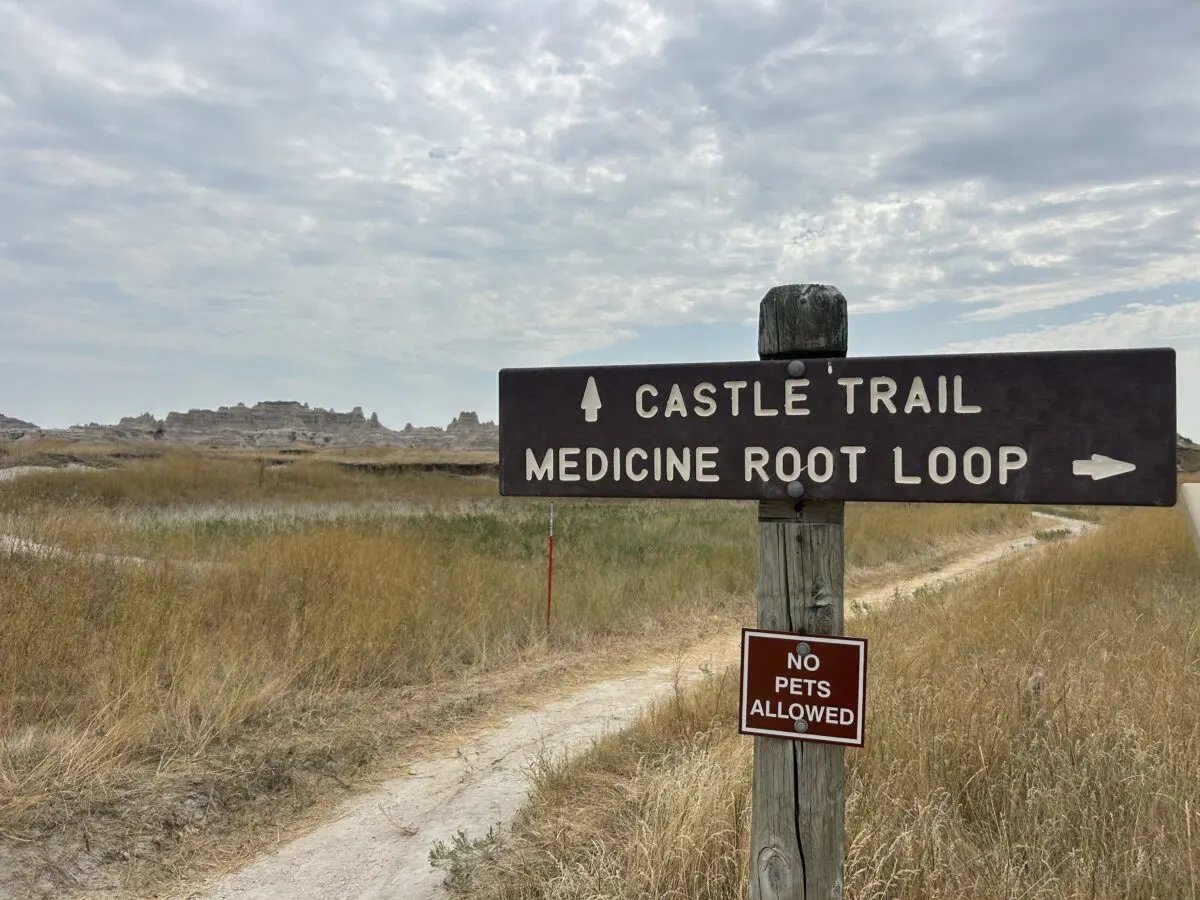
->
[309,445,498,465]
[0,453,1033,897]
[0,448,499,509]
[468,501,1200,900]
[0,439,161,470]
[0,437,497,471]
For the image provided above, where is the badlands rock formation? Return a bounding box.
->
[0,403,499,452]
[1179,432,1200,471]
[0,414,40,442]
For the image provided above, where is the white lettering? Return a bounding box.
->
[635,385,658,418]
[612,448,621,481]
[666,447,690,481]
[585,448,608,481]
[894,447,921,484]
[808,447,834,483]
[724,380,748,416]
[999,446,1028,484]
[664,384,688,417]
[745,447,770,482]
[838,376,864,414]
[653,447,662,481]
[904,376,932,414]
[748,700,855,725]
[929,446,956,484]
[787,652,821,672]
[938,375,948,413]
[870,377,898,413]
[526,448,553,481]
[797,703,823,722]
[627,448,648,481]
[753,381,778,417]
[963,447,990,484]
[693,383,717,417]
[784,379,811,415]
[776,447,803,482]
[558,448,580,481]
[768,677,830,697]
[954,375,982,413]
[841,446,865,483]
[695,447,719,482]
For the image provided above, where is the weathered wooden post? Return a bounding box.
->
[751,284,848,900]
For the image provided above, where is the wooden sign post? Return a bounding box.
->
[496,283,1179,900]
[750,284,848,900]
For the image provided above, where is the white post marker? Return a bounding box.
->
[1180,483,1200,557]
[1072,454,1137,480]
[581,376,602,422]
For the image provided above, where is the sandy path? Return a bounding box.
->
[850,510,1094,615]
[181,512,1092,900]
[0,533,164,568]
[0,533,230,572]
[0,465,85,481]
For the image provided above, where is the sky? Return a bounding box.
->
[1,0,1198,436]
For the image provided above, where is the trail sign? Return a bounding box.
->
[500,283,1182,900]
[498,347,1176,506]
[739,629,867,748]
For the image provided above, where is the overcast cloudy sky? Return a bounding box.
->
[2,0,1198,435]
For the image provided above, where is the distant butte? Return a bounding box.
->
[0,414,38,431]
[0,402,498,452]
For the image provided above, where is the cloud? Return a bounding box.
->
[938,296,1200,355]
[937,296,1200,439]
[1,0,1198,417]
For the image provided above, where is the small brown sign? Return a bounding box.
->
[738,628,867,747]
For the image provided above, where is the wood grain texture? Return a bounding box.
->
[750,285,849,900]
[758,284,848,360]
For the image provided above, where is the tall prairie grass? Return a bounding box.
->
[0,454,1033,897]
[0,449,499,508]
[469,501,1200,900]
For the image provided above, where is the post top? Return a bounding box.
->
[758,284,848,360]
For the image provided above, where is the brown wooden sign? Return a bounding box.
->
[498,347,1177,506]
[738,628,867,747]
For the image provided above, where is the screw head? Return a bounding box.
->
[795,641,810,656]
[793,718,809,733]
[787,360,806,378]
[786,481,804,499]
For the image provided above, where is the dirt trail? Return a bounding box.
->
[0,465,90,481]
[180,512,1092,900]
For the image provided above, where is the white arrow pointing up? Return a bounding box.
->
[581,376,602,423]
[1072,454,1137,480]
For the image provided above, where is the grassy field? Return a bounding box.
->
[0,447,1039,897]
[466,497,1200,900]
[0,437,497,473]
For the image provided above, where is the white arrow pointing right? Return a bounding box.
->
[1072,454,1137,480]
